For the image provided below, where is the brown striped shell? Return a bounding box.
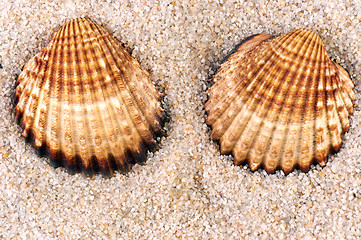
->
[205,29,355,174]
[14,18,164,176]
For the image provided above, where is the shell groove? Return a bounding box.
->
[14,18,164,176]
[205,29,355,174]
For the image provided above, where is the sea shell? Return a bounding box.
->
[205,29,355,174]
[14,18,164,175]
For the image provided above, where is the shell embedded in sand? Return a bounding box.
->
[205,29,355,174]
[14,18,164,175]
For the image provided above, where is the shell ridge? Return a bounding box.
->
[208,37,275,96]
[110,73,147,169]
[339,81,356,113]
[29,27,65,148]
[127,61,163,130]
[64,19,86,172]
[57,20,71,158]
[16,29,63,136]
[44,19,75,171]
[33,23,69,151]
[333,62,355,115]
[207,59,266,129]
[237,57,293,167]
[100,31,156,144]
[87,19,155,168]
[220,85,264,154]
[260,29,314,172]
[324,62,338,151]
[45,24,63,50]
[85,18,120,174]
[208,29,298,121]
[46,20,68,163]
[270,29,301,51]
[106,39,159,135]
[102,30,163,133]
[86,19,132,171]
[65,19,86,172]
[230,46,297,166]
[211,30,304,145]
[103,27,161,102]
[246,29,313,171]
[79,18,118,174]
[59,19,78,170]
[231,34,274,59]
[311,34,329,166]
[207,41,279,127]
[116,70,154,143]
[278,30,320,173]
[73,18,98,172]
[210,50,275,140]
[104,27,161,100]
[86,19,134,172]
[206,49,258,102]
[229,59,286,162]
[334,62,356,101]
[269,30,308,63]
[90,28,153,166]
[284,30,324,170]
[219,43,291,152]
[231,30,310,129]
[307,40,325,168]
[325,58,343,151]
[336,75,354,121]
[330,64,350,131]
[15,51,42,101]
[314,45,330,165]
[297,35,324,171]
[16,51,47,137]
[96,27,159,143]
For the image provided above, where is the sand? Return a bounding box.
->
[0,0,360,239]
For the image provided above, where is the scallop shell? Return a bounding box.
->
[205,29,355,174]
[14,18,164,175]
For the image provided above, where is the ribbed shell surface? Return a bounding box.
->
[14,18,164,175]
[205,29,355,174]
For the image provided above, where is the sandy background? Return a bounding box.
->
[1,0,360,239]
